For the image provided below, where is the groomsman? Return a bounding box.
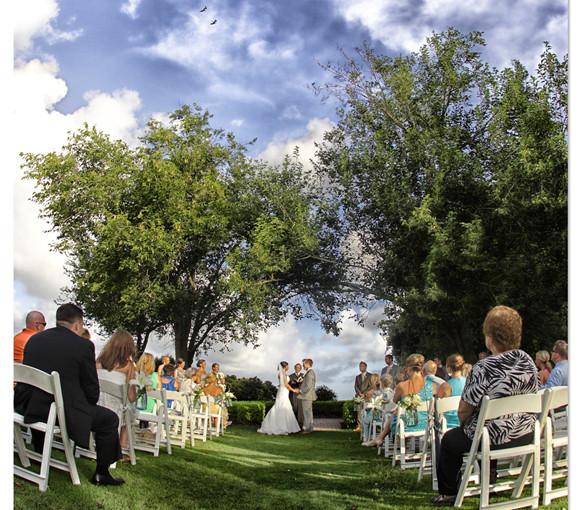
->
[380,354,401,387]
[288,363,304,425]
[297,359,316,434]
[354,361,373,431]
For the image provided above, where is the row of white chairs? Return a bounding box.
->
[369,387,567,509]
[14,363,228,491]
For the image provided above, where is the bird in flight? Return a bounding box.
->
[210,19,217,25]
[200,6,207,12]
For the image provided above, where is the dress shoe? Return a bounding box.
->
[366,438,383,447]
[353,427,361,431]
[91,472,125,486]
[299,430,311,434]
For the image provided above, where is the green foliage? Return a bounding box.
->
[342,400,358,429]
[312,400,344,418]
[228,401,266,425]
[21,105,346,363]
[314,29,567,360]
[315,384,338,401]
[225,375,277,402]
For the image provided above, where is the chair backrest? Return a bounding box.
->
[99,378,128,405]
[165,390,189,414]
[473,393,543,443]
[435,395,461,415]
[539,386,568,429]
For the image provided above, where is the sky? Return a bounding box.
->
[6,0,571,402]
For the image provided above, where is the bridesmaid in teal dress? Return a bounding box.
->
[367,353,437,447]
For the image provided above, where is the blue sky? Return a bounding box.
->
[8,0,570,400]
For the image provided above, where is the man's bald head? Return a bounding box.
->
[25,311,46,332]
[424,360,437,375]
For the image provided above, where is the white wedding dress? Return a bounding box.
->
[257,367,301,435]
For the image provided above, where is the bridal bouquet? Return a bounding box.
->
[216,381,227,391]
[216,372,226,381]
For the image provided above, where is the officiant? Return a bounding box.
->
[288,363,304,426]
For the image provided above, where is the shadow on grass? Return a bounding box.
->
[13,426,568,510]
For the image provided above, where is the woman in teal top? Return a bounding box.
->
[437,354,467,429]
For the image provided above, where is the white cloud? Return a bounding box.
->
[121,0,143,19]
[258,117,334,167]
[14,0,82,52]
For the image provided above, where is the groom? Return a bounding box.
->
[296,358,316,434]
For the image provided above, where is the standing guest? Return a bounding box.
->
[288,363,304,423]
[535,351,553,386]
[296,358,316,434]
[367,354,436,446]
[437,354,467,429]
[157,356,171,378]
[381,354,401,387]
[540,340,568,389]
[96,329,137,455]
[14,311,46,363]
[424,360,446,392]
[14,303,124,486]
[174,358,186,386]
[433,356,449,381]
[431,306,539,505]
[354,361,373,431]
[194,359,207,385]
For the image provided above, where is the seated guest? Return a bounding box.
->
[437,354,467,429]
[160,363,177,407]
[14,310,46,363]
[424,360,446,392]
[203,372,227,426]
[362,373,394,444]
[194,359,207,385]
[179,367,197,394]
[431,305,538,505]
[14,303,124,486]
[540,340,567,389]
[367,354,436,447]
[135,352,158,414]
[535,350,553,386]
[96,329,137,453]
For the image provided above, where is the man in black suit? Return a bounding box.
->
[14,303,124,486]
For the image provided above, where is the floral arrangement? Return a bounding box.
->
[353,394,364,411]
[186,382,205,408]
[216,372,226,381]
[130,371,154,410]
[218,391,236,408]
[365,394,390,419]
[400,393,422,409]
[216,381,227,391]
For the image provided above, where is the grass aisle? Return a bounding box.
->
[14,426,567,510]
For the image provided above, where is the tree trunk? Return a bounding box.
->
[173,315,192,364]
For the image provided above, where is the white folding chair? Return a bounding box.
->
[517,386,568,505]
[189,395,209,443]
[133,388,172,456]
[164,390,190,449]
[454,393,542,510]
[207,396,223,439]
[391,399,430,470]
[14,364,80,492]
[418,396,461,489]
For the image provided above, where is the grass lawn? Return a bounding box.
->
[13,425,568,510]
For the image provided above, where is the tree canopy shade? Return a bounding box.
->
[312,29,567,360]
[22,106,358,364]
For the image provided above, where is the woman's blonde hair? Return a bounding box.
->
[535,350,550,363]
[205,372,217,385]
[406,353,424,373]
[369,373,380,389]
[136,352,155,375]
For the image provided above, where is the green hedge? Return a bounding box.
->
[342,400,358,429]
[230,400,353,426]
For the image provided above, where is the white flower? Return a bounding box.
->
[217,372,225,380]
[400,394,422,408]
[130,371,153,391]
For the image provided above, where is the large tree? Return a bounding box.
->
[22,106,356,364]
[312,29,567,360]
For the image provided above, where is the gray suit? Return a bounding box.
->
[297,369,316,432]
[381,363,402,387]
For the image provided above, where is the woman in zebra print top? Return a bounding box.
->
[431,305,539,505]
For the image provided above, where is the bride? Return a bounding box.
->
[257,361,301,435]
